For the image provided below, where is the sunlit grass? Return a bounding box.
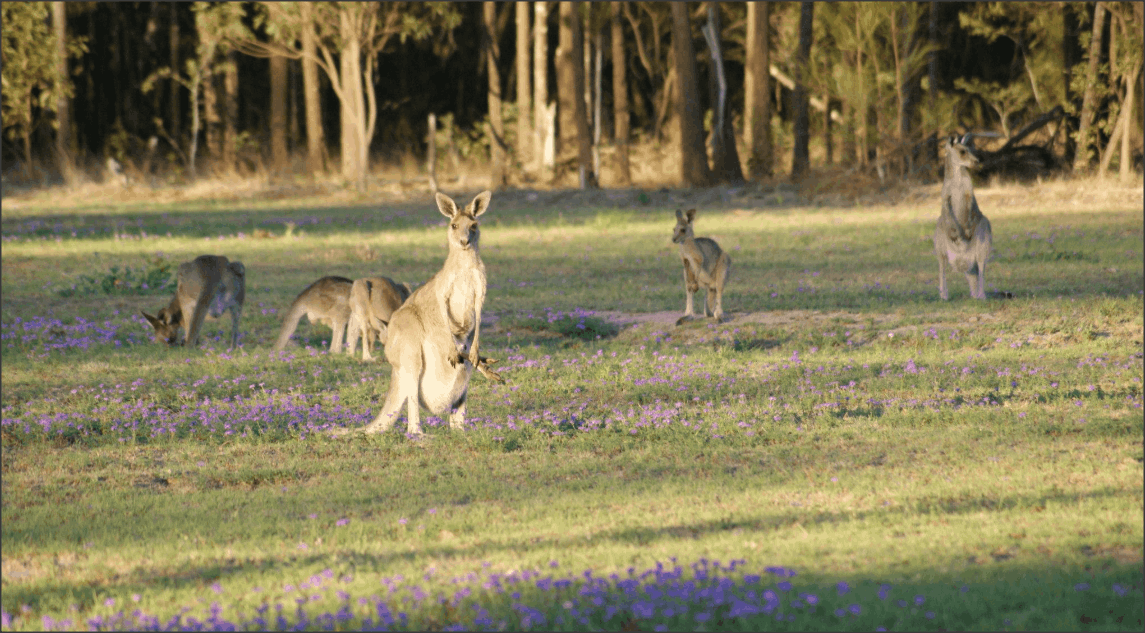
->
[1,180,1142,630]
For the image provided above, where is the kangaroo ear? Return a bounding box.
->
[685,208,697,223]
[142,311,161,328]
[960,133,972,146]
[945,135,956,148]
[435,192,458,218]
[227,261,245,277]
[675,209,684,221]
[468,190,493,217]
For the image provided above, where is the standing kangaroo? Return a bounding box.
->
[143,255,245,348]
[347,276,412,362]
[272,276,354,353]
[672,208,730,324]
[356,191,501,437]
[934,134,993,300]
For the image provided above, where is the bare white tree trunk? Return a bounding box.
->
[533,1,550,174]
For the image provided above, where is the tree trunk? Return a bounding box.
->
[1121,63,1140,184]
[53,1,74,181]
[841,95,856,166]
[339,11,362,184]
[856,7,868,167]
[823,92,833,166]
[24,95,33,168]
[593,21,603,180]
[611,2,631,185]
[202,49,220,171]
[427,112,438,193]
[300,4,325,174]
[791,1,813,180]
[289,57,300,153]
[1061,3,1080,164]
[890,5,914,175]
[223,50,238,175]
[583,9,592,140]
[485,2,508,190]
[572,2,596,188]
[1073,1,1107,173]
[516,2,533,170]
[702,3,744,184]
[533,2,550,173]
[1101,60,1142,178]
[169,3,181,143]
[670,2,713,187]
[928,1,937,112]
[270,54,288,175]
[556,2,576,164]
[557,2,594,187]
[744,1,772,180]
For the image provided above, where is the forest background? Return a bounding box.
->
[2,1,1142,194]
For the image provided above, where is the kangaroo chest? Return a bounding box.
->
[439,264,484,336]
[680,244,717,284]
[446,290,476,333]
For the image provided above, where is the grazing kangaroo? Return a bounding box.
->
[347,276,413,361]
[356,191,501,437]
[934,134,993,300]
[142,255,245,348]
[272,276,354,353]
[672,208,730,325]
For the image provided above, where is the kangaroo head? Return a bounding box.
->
[672,208,697,244]
[142,309,181,346]
[944,135,980,172]
[436,190,492,251]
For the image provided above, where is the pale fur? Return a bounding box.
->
[672,208,730,324]
[347,276,413,361]
[142,254,245,349]
[272,276,354,353]
[357,191,500,437]
[934,134,993,300]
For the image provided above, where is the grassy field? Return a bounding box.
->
[1,177,1142,631]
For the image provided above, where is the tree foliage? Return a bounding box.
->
[1,2,86,163]
[2,1,1139,184]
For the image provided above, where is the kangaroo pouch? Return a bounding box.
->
[417,348,473,415]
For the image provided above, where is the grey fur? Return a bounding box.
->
[272,276,354,352]
[934,135,993,300]
[142,255,245,349]
[358,191,501,437]
[672,208,731,324]
[347,276,413,361]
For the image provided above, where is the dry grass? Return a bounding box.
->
[5,138,1139,222]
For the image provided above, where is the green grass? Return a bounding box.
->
[1,183,1142,631]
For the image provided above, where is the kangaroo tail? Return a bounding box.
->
[272,300,307,351]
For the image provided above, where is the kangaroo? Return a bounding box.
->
[354,191,501,437]
[935,134,993,300]
[142,255,245,348]
[347,276,413,362]
[272,276,354,353]
[672,208,731,325]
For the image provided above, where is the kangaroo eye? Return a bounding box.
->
[451,223,458,229]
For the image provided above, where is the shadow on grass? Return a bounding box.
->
[4,475,1139,616]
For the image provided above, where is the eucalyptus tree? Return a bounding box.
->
[744,1,772,179]
[2,1,85,169]
[670,2,712,187]
[611,2,631,185]
[484,1,507,190]
[233,2,461,189]
[790,1,813,180]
